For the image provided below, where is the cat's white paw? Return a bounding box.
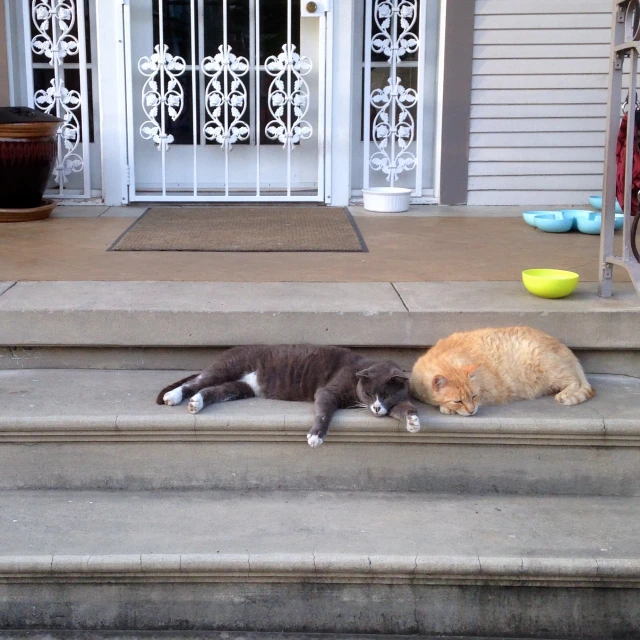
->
[163,387,183,406]
[439,405,454,415]
[406,413,421,433]
[307,433,324,448]
[188,393,204,414]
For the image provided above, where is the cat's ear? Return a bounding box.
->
[389,368,410,382]
[432,375,448,391]
[463,364,479,380]
[356,367,373,380]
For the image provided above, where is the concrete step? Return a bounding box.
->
[2,345,640,379]
[0,636,574,640]
[1,281,639,349]
[0,490,638,637]
[1,369,640,495]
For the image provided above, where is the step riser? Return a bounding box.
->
[2,347,640,378]
[2,442,639,495]
[2,582,639,638]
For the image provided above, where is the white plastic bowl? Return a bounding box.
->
[362,187,412,213]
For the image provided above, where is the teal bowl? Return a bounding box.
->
[589,195,623,213]
[533,213,574,233]
[523,210,560,227]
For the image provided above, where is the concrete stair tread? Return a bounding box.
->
[1,490,639,582]
[0,633,569,640]
[0,369,639,443]
[1,281,639,347]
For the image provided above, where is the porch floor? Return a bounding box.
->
[0,205,628,283]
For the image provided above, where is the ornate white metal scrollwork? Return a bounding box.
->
[138,44,186,151]
[34,79,83,178]
[264,44,313,150]
[30,0,84,185]
[32,1,79,63]
[202,45,250,149]
[367,0,419,185]
[371,0,419,64]
[370,78,418,181]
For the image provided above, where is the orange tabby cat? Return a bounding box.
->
[410,326,595,416]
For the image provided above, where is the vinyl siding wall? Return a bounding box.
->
[0,2,9,106]
[468,0,613,206]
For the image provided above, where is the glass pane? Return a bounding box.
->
[64,67,95,143]
[260,0,300,59]
[202,0,252,60]
[154,0,195,63]
[166,79,200,145]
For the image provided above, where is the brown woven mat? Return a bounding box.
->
[109,206,367,252]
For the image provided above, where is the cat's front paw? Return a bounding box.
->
[306,432,325,448]
[163,388,183,406]
[188,393,204,414]
[439,405,455,415]
[406,413,421,433]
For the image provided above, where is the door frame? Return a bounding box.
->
[96,0,354,205]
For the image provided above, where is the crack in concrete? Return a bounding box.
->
[390,283,410,313]
[0,282,17,298]
[312,549,317,573]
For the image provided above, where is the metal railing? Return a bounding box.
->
[599,0,640,298]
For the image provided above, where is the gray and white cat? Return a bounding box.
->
[156,344,420,447]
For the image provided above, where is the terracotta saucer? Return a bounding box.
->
[0,199,56,223]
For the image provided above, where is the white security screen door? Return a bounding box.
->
[123,0,328,201]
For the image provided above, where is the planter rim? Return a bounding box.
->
[0,106,63,125]
[0,107,62,139]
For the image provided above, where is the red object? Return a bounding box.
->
[616,113,640,216]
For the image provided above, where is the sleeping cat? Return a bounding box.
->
[410,326,595,416]
[157,344,420,447]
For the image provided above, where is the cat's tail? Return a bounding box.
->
[555,367,596,406]
[156,374,198,405]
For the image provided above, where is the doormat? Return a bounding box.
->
[108,206,368,252]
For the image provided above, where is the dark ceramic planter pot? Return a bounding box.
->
[0,106,62,222]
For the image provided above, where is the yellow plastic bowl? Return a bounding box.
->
[522,269,579,299]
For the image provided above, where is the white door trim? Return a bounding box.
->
[96,0,129,206]
[326,0,354,207]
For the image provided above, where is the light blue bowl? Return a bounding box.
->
[533,213,574,233]
[523,210,560,227]
[576,213,601,235]
[574,213,625,235]
[560,210,592,230]
[615,213,624,230]
[589,195,623,213]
